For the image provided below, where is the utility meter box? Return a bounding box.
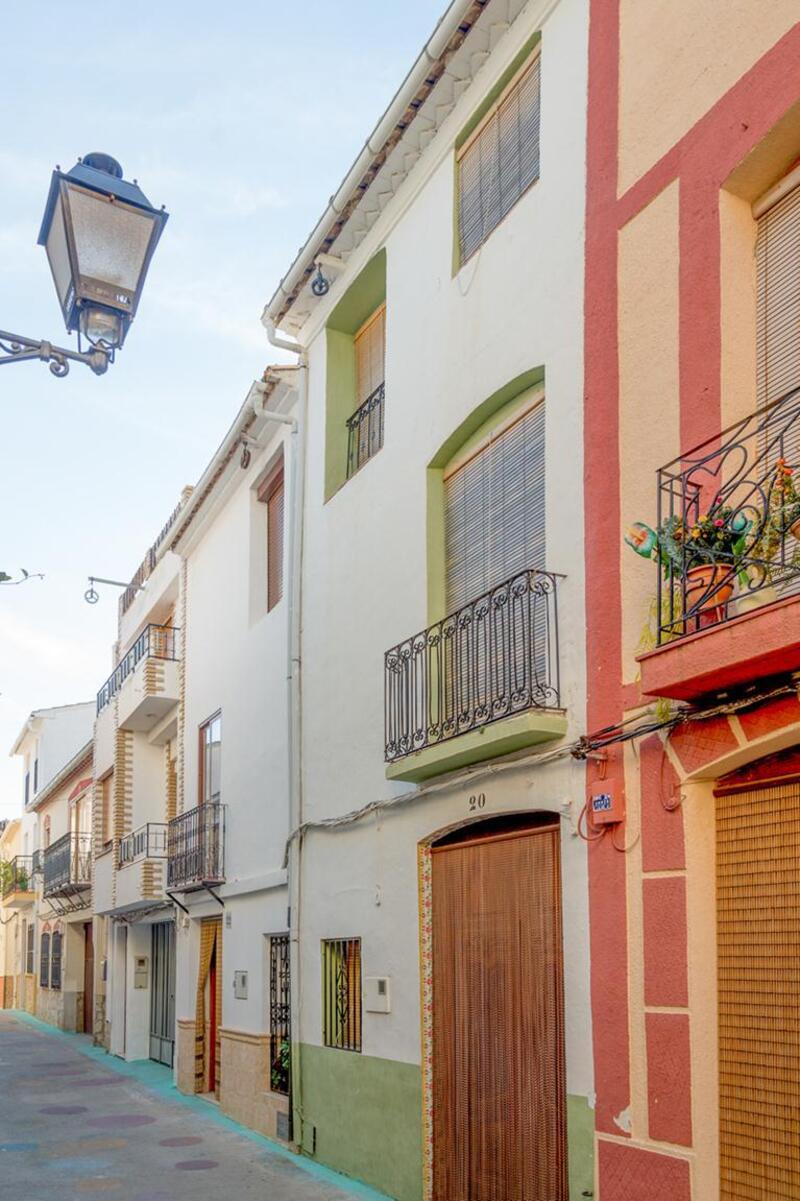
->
[133,956,149,989]
[365,976,391,1014]
[589,778,625,826]
[233,970,248,1000]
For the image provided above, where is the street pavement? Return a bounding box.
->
[0,1011,376,1201]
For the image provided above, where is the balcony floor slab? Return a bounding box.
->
[385,709,568,783]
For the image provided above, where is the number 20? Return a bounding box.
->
[469,793,486,812]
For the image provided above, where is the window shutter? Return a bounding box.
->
[40,932,50,988]
[458,54,541,263]
[445,400,546,612]
[757,182,800,407]
[267,470,285,612]
[355,305,386,405]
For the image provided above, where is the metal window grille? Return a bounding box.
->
[346,382,385,478]
[322,938,362,1052]
[25,923,34,975]
[457,52,541,263]
[40,932,50,988]
[269,934,291,1094]
[50,931,62,991]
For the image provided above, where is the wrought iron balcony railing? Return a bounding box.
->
[97,623,180,714]
[385,567,562,763]
[1,855,34,900]
[346,382,385,479]
[31,849,41,875]
[167,802,225,890]
[43,833,91,896]
[655,385,800,645]
[119,823,168,866]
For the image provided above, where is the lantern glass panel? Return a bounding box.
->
[45,200,73,309]
[68,185,157,294]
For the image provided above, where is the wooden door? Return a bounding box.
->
[431,819,567,1201]
[83,922,94,1035]
[208,943,219,1096]
[717,779,800,1198]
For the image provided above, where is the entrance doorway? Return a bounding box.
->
[195,917,222,1097]
[149,922,176,1067]
[430,815,567,1201]
[82,922,94,1035]
[716,776,800,1197]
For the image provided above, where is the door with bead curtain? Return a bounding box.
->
[430,816,567,1201]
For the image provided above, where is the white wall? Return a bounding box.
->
[293,0,592,1093]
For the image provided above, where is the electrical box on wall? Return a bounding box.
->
[133,956,148,989]
[365,976,391,1014]
[589,778,625,826]
[233,970,248,1000]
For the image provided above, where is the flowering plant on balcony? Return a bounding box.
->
[626,503,749,575]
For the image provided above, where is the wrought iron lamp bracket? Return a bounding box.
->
[0,329,111,377]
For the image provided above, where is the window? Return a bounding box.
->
[457,51,541,264]
[25,923,34,975]
[33,758,38,793]
[444,396,546,611]
[43,815,51,849]
[269,934,290,1094]
[24,771,29,807]
[347,305,386,478]
[40,932,50,989]
[756,178,800,407]
[199,713,222,805]
[258,459,285,612]
[322,937,362,1052]
[50,931,62,991]
[101,773,114,848]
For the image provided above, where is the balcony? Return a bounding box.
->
[96,623,180,733]
[346,382,384,479]
[1,856,35,906]
[639,387,800,702]
[385,568,566,782]
[117,823,168,910]
[43,833,91,900]
[167,802,225,892]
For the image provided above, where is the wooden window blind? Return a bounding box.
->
[50,930,62,991]
[354,305,386,407]
[757,180,800,408]
[457,53,541,264]
[716,779,800,1200]
[444,398,546,612]
[322,938,362,1052]
[259,459,285,611]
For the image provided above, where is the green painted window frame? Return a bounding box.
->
[451,31,542,276]
[324,250,387,500]
[426,367,546,624]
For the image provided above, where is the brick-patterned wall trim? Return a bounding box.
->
[598,1140,691,1201]
[165,746,177,823]
[646,1013,693,1147]
[141,860,163,900]
[177,560,187,816]
[144,658,165,697]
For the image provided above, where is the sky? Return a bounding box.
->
[0,0,442,820]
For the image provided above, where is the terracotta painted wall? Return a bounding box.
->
[585,3,800,1198]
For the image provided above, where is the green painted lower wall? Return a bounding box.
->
[297,1044,423,1201]
[568,1094,594,1198]
[297,1043,593,1201]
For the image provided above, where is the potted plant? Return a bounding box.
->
[627,501,749,619]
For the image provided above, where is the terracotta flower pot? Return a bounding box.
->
[685,564,734,615]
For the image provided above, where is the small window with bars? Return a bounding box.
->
[40,932,50,989]
[269,934,291,1094]
[25,923,34,975]
[347,305,385,479]
[50,931,63,991]
[258,458,285,612]
[457,51,541,265]
[322,937,362,1052]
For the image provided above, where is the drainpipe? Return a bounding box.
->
[263,319,307,1150]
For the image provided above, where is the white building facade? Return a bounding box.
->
[262,1,593,1197]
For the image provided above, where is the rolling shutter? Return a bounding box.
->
[355,305,386,406]
[458,54,541,263]
[716,779,800,1199]
[756,182,800,408]
[444,399,545,612]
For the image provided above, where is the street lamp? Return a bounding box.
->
[0,152,168,377]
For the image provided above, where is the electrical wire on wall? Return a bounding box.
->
[282,677,800,862]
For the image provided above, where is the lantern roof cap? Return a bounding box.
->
[37,153,167,246]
